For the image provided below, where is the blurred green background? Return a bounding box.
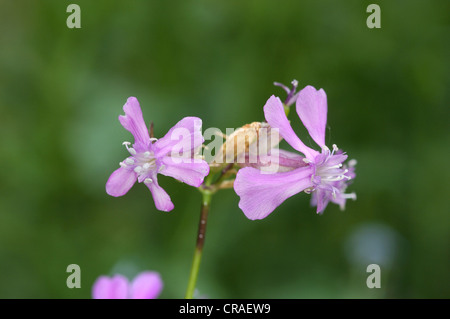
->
[0,0,448,298]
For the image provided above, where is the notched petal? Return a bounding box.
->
[159,157,210,187]
[264,95,317,160]
[234,166,313,220]
[145,175,174,212]
[296,86,328,148]
[119,97,151,147]
[154,117,204,158]
[106,167,137,197]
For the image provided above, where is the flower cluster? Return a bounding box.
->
[99,81,357,299]
[106,83,356,219]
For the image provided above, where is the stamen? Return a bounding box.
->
[143,163,151,170]
[122,141,136,155]
[119,162,126,168]
[327,164,342,169]
[125,158,134,165]
[341,192,356,200]
[134,166,142,173]
[149,138,158,142]
[144,178,153,184]
[332,144,338,152]
[348,159,357,167]
[143,151,151,158]
[322,176,346,182]
[303,158,311,164]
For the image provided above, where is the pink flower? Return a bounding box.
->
[92,271,163,299]
[234,85,356,220]
[106,97,210,211]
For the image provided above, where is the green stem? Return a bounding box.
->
[213,163,235,186]
[185,190,212,299]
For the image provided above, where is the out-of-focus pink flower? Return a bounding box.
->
[92,271,163,299]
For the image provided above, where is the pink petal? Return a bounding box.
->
[159,157,210,187]
[296,86,328,148]
[145,175,174,212]
[234,166,314,220]
[92,275,129,299]
[275,149,309,169]
[311,188,330,214]
[130,271,163,299]
[119,97,150,150]
[246,149,307,173]
[106,167,137,197]
[263,95,318,160]
[154,117,204,158]
[324,153,348,166]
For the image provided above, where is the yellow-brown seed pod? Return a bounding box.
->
[213,122,281,165]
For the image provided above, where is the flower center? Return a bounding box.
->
[119,141,162,184]
[303,144,353,196]
[316,144,351,182]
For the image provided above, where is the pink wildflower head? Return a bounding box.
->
[92,271,163,299]
[106,97,210,212]
[234,85,356,220]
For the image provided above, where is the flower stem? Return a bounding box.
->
[185,190,212,299]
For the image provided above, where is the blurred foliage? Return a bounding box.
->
[0,0,448,298]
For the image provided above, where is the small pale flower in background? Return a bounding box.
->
[234,85,356,220]
[92,271,163,299]
[106,97,210,212]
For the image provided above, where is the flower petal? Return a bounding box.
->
[92,275,129,299]
[311,188,330,214]
[296,86,328,148]
[324,153,348,166]
[154,117,204,158]
[245,149,307,173]
[276,149,309,169]
[159,157,210,187]
[234,166,314,220]
[130,271,163,299]
[145,175,174,212]
[106,167,137,197]
[119,97,150,150]
[264,95,317,160]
